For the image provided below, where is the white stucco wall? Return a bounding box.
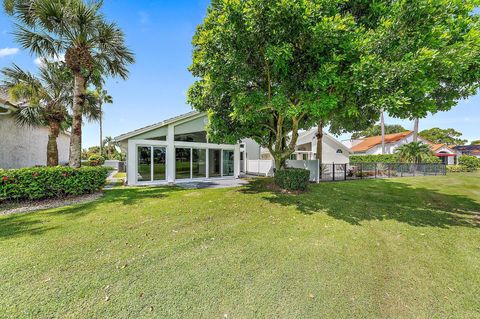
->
[0,115,70,169]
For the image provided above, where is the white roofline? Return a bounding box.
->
[114,110,203,141]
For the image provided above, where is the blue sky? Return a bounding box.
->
[0,0,478,147]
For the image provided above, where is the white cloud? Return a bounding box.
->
[34,54,65,67]
[0,47,19,57]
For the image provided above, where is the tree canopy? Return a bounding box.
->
[419,128,467,145]
[351,124,407,139]
[189,0,480,168]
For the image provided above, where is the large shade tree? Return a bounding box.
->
[351,124,407,139]
[189,0,480,170]
[188,0,378,170]
[7,0,134,167]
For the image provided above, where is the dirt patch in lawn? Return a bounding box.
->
[0,192,103,216]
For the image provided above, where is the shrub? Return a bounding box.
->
[0,166,109,201]
[447,165,469,173]
[274,168,310,191]
[350,154,398,164]
[88,154,105,166]
[457,155,480,172]
[422,155,442,164]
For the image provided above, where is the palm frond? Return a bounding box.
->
[13,24,63,57]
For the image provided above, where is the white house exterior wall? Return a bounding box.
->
[0,115,69,169]
[124,113,241,186]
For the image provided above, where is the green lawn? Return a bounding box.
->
[1,173,479,318]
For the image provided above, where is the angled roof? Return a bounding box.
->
[453,144,480,155]
[297,128,353,154]
[115,110,202,141]
[351,131,413,152]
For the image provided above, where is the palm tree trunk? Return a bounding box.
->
[413,118,419,142]
[69,72,86,168]
[315,121,324,163]
[99,105,103,157]
[47,120,60,166]
[380,109,385,154]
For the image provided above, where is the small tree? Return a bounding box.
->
[396,142,433,164]
[2,61,71,166]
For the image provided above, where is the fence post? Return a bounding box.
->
[388,164,391,178]
[423,164,426,176]
[374,163,377,179]
[344,163,347,181]
[360,163,363,179]
[332,163,335,181]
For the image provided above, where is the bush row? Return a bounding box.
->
[446,165,470,173]
[0,166,109,201]
[350,154,441,164]
[457,155,480,172]
[274,168,310,191]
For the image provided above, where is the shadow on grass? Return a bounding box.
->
[240,178,480,229]
[0,186,178,240]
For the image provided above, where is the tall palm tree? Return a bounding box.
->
[412,118,419,142]
[380,109,385,154]
[395,142,432,164]
[93,89,112,157]
[1,61,71,166]
[10,0,134,167]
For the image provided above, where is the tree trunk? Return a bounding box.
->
[99,105,103,157]
[380,109,385,154]
[47,120,60,166]
[69,72,86,168]
[315,122,324,163]
[413,118,419,142]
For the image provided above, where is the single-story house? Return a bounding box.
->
[0,88,70,169]
[452,145,480,158]
[343,131,458,165]
[115,111,264,186]
[259,128,352,163]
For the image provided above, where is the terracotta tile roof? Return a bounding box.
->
[351,131,413,152]
[430,143,446,152]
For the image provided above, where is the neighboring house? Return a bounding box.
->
[0,89,70,169]
[259,128,351,164]
[343,131,458,164]
[115,111,262,186]
[452,145,480,158]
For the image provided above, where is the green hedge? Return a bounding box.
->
[0,166,109,201]
[446,165,469,173]
[350,154,398,163]
[457,155,480,171]
[274,168,310,191]
[350,154,441,164]
[88,154,105,166]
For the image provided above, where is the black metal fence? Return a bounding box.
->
[320,163,446,182]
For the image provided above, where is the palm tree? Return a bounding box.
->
[395,142,432,164]
[1,61,71,166]
[102,136,118,160]
[10,0,134,167]
[380,109,385,154]
[412,118,420,142]
[93,89,112,157]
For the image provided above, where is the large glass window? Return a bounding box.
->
[153,147,166,181]
[175,148,191,179]
[174,131,207,143]
[223,150,234,176]
[209,149,221,177]
[137,146,151,182]
[192,149,207,178]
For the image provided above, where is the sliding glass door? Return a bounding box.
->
[223,150,234,176]
[175,148,191,179]
[137,147,151,182]
[192,149,207,178]
[209,149,221,177]
[137,146,166,182]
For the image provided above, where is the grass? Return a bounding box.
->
[0,173,479,318]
